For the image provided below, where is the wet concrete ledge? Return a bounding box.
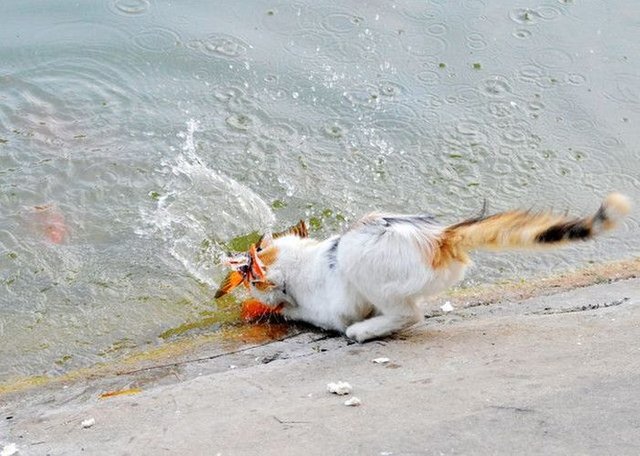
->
[1,258,639,398]
[2,258,640,455]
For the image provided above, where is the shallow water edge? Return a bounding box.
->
[2,257,638,398]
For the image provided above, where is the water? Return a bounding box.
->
[1,0,638,382]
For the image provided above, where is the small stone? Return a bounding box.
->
[344,397,362,406]
[372,357,390,364]
[81,418,95,429]
[1,443,18,456]
[440,301,454,312]
[327,381,352,395]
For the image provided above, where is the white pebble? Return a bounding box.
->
[344,397,362,407]
[1,443,18,456]
[81,418,95,429]
[372,357,390,364]
[327,381,352,395]
[440,301,454,312]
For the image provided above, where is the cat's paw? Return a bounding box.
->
[345,323,371,343]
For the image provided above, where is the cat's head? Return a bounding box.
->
[214,220,308,307]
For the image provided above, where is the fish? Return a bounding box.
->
[33,204,68,244]
[241,299,282,321]
[215,242,270,298]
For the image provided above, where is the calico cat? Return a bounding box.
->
[215,193,630,342]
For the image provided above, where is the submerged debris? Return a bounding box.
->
[327,381,352,395]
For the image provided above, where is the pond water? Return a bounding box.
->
[1,0,638,382]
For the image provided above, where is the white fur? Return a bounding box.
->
[250,214,467,342]
[244,194,631,342]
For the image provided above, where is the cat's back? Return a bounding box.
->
[348,212,442,240]
[337,213,442,270]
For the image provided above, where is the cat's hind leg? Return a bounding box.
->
[345,301,422,343]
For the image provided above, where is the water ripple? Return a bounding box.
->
[107,0,150,16]
[513,29,533,40]
[416,70,442,85]
[1,54,149,153]
[509,8,542,24]
[321,12,364,34]
[466,32,488,50]
[479,76,513,98]
[342,83,381,110]
[261,2,309,34]
[604,73,640,107]
[400,33,446,57]
[533,48,574,69]
[284,29,331,60]
[189,33,250,59]
[132,27,181,53]
[426,23,448,36]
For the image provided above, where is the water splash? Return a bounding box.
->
[138,119,275,288]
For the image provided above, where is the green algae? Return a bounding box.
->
[159,294,242,340]
[159,317,224,340]
[225,231,262,252]
[309,217,323,231]
[54,355,73,366]
[98,338,137,357]
[305,206,348,232]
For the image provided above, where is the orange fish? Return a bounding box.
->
[215,221,308,299]
[215,244,268,298]
[241,299,282,321]
[248,244,265,280]
[33,204,68,244]
[214,270,245,298]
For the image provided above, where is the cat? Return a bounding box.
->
[215,193,630,342]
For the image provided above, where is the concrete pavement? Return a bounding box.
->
[2,276,639,455]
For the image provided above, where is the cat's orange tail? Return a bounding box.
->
[432,193,631,269]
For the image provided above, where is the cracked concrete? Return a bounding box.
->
[1,277,639,455]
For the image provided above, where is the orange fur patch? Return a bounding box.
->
[257,245,278,266]
[273,220,308,239]
[431,233,469,269]
[432,211,595,269]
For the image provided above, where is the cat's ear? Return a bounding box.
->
[255,234,278,267]
[273,220,308,239]
[257,233,273,250]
